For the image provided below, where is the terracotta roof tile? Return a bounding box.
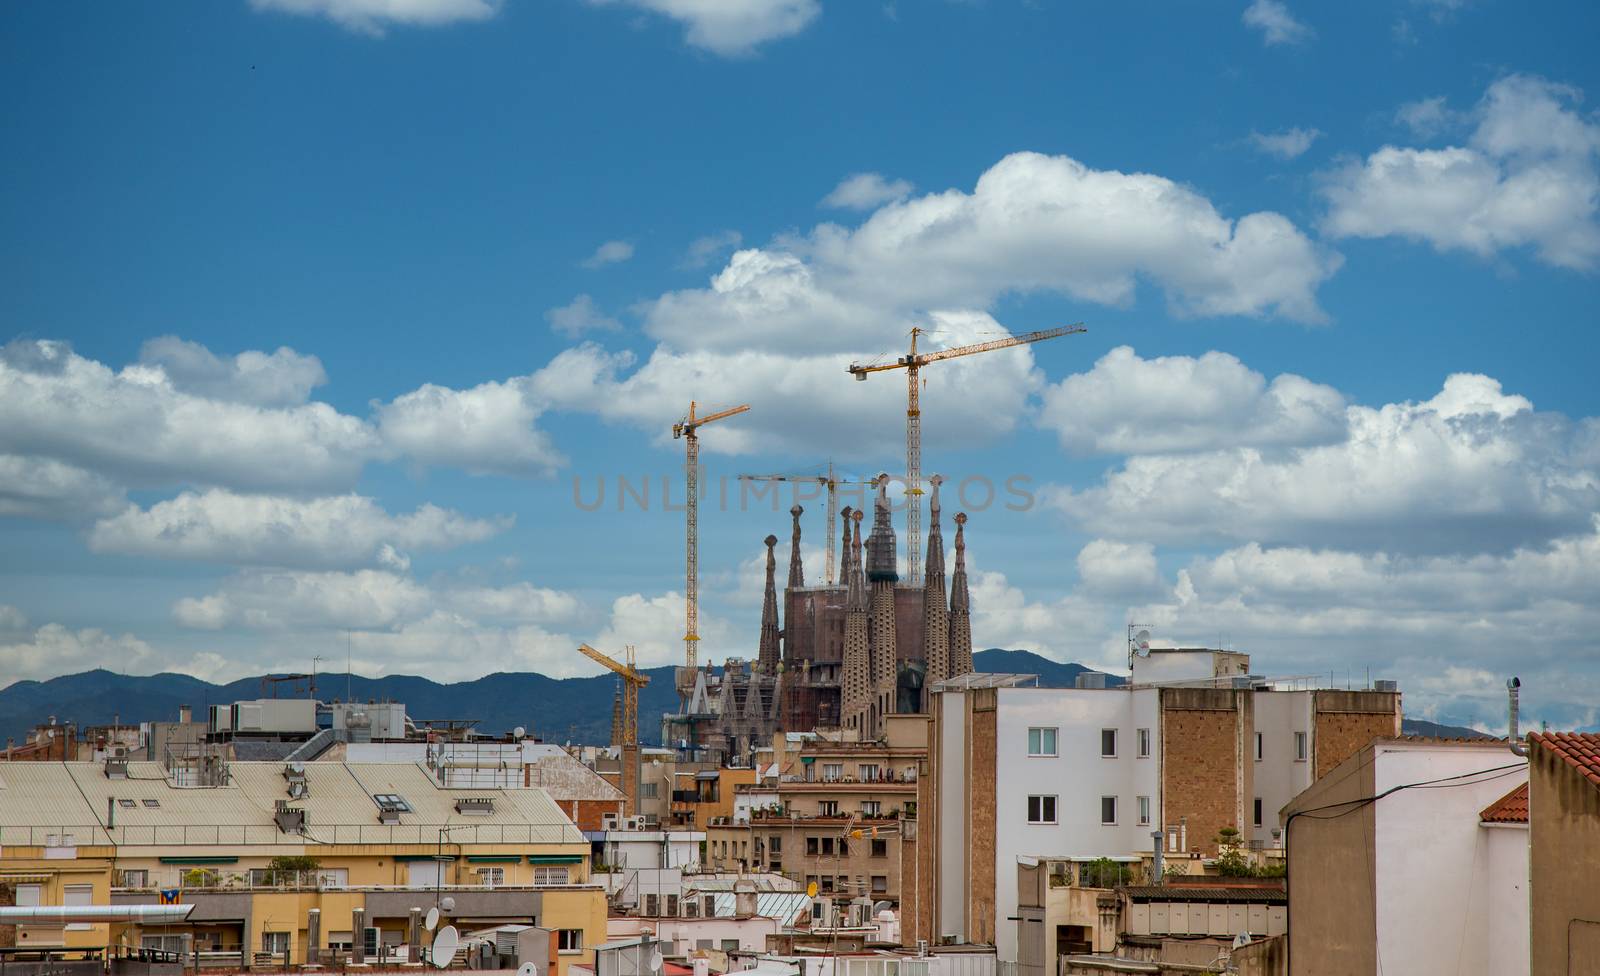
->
[1530,731,1600,789]
[1479,782,1529,823]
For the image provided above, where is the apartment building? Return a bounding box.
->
[0,759,607,976]
[903,649,1400,962]
[1526,731,1600,976]
[1284,738,1529,976]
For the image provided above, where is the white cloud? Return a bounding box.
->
[1075,540,1162,598]
[374,376,564,476]
[0,605,26,632]
[1395,96,1457,139]
[1242,0,1311,46]
[581,240,635,269]
[586,0,820,57]
[1040,346,1347,456]
[88,490,508,568]
[682,230,744,269]
[248,0,500,35]
[546,295,623,337]
[821,172,914,210]
[1055,372,1598,555]
[1323,75,1600,270]
[1249,127,1322,160]
[0,339,378,494]
[0,455,125,521]
[0,622,159,689]
[137,336,327,406]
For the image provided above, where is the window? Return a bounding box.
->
[143,935,184,955]
[807,837,820,855]
[1295,732,1308,762]
[641,783,658,799]
[533,865,569,885]
[822,763,843,782]
[1026,795,1057,824]
[14,884,41,907]
[1027,727,1057,757]
[860,800,881,816]
[721,940,740,952]
[477,867,504,887]
[64,884,93,931]
[122,869,149,888]
[871,875,888,893]
[373,793,411,813]
[666,895,679,917]
[870,839,888,858]
[768,835,782,853]
[1100,729,1117,757]
[317,868,349,888]
[1137,796,1150,826]
[118,798,136,808]
[1253,797,1263,828]
[1254,732,1263,762]
[819,800,839,817]
[644,894,659,916]
[142,799,161,808]
[1100,796,1118,825]
[1137,728,1151,758]
[558,930,583,954]
[858,763,880,781]
[821,837,836,855]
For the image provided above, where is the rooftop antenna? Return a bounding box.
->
[1127,624,1152,672]
[345,631,352,702]
[311,655,322,698]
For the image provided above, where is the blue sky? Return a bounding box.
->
[1,0,1596,732]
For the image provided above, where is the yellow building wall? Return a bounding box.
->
[539,886,608,976]
[4,849,115,951]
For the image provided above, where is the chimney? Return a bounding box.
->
[307,909,322,966]
[1507,678,1529,757]
[351,908,367,966]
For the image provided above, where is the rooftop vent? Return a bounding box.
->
[104,756,129,780]
[274,799,306,834]
[283,762,308,799]
[455,797,494,816]
[1374,679,1399,693]
[1074,673,1108,690]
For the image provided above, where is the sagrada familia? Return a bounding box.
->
[665,476,975,757]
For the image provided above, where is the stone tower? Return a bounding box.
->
[758,534,781,673]
[921,475,950,687]
[949,512,973,677]
[867,476,899,737]
[840,507,871,736]
[787,504,805,590]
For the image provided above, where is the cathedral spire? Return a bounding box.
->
[758,534,781,672]
[921,475,950,687]
[866,473,898,582]
[841,507,871,735]
[948,511,973,676]
[787,504,805,590]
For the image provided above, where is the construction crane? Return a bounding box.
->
[847,324,1086,583]
[578,642,649,815]
[672,401,750,685]
[736,463,876,585]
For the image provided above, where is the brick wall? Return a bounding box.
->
[967,688,998,944]
[1159,688,1250,857]
[562,798,625,832]
[1311,691,1401,781]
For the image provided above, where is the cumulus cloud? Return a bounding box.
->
[1249,127,1322,160]
[1075,540,1163,598]
[0,339,378,494]
[1040,346,1347,456]
[374,376,564,476]
[546,295,623,337]
[0,455,125,521]
[1322,75,1600,270]
[821,172,914,210]
[0,621,212,689]
[88,490,508,568]
[586,0,820,57]
[137,336,327,406]
[1395,96,1458,139]
[248,0,500,35]
[1242,0,1311,46]
[1053,372,1598,555]
[581,240,635,269]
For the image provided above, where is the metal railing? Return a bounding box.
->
[1,822,580,847]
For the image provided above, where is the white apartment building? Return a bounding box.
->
[906,648,1402,963]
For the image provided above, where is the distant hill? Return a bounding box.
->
[13,651,1492,748]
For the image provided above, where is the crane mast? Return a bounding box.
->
[737,464,874,585]
[672,401,750,693]
[848,324,1085,583]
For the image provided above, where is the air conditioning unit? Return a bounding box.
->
[625,816,646,830]
[601,813,621,830]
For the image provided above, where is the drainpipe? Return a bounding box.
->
[1507,678,1529,757]
[307,909,321,967]
[1150,831,1164,886]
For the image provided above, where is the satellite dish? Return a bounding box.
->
[805,881,819,898]
[513,726,526,739]
[424,907,440,931]
[440,896,457,912]
[648,950,664,974]
[517,965,538,976]
[431,925,460,969]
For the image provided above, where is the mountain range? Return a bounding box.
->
[0,648,1484,746]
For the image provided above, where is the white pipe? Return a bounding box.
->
[0,905,193,923]
[1508,678,1529,757]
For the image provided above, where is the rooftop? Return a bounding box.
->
[1480,782,1529,824]
[1531,731,1600,788]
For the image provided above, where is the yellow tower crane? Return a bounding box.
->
[736,463,876,585]
[847,324,1086,583]
[579,642,649,815]
[672,401,750,689]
